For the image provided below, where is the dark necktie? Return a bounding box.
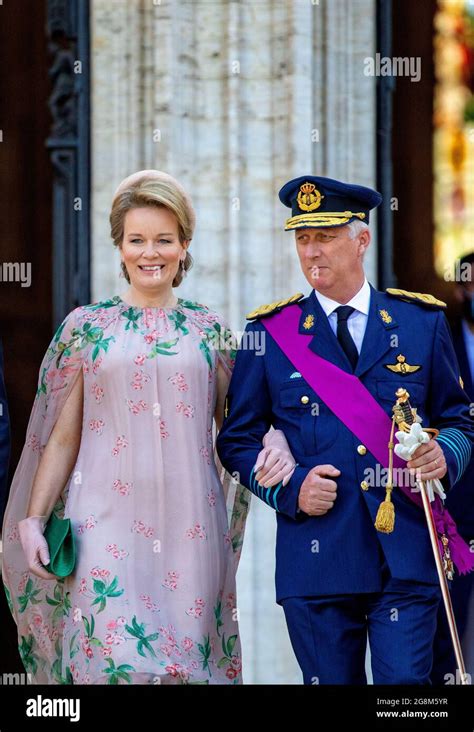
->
[335,305,358,370]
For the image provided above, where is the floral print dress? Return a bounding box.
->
[2,296,250,684]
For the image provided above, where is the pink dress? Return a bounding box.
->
[2,296,249,684]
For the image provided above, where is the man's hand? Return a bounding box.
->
[298,464,341,516]
[407,439,447,481]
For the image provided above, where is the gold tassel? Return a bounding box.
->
[374,416,396,534]
[375,491,395,533]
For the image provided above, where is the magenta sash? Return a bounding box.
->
[262,304,474,574]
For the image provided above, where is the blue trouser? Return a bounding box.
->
[431,571,473,685]
[281,574,441,685]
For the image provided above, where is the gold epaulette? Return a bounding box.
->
[385,288,447,309]
[246,292,304,320]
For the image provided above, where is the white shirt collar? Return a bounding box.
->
[313,278,371,318]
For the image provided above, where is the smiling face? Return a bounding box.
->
[295,224,370,300]
[120,206,188,296]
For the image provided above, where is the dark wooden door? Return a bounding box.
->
[391,0,457,305]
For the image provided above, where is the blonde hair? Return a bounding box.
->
[110,172,195,286]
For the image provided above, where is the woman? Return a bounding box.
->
[2,170,295,684]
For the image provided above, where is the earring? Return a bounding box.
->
[180,259,187,277]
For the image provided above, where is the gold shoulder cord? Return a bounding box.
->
[374,414,397,533]
[375,388,417,534]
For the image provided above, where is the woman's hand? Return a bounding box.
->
[18,516,57,580]
[254,429,296,488]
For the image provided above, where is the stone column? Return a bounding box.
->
[91,0,377,683]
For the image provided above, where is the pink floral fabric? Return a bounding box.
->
[2,296,249,684]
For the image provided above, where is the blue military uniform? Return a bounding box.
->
[216,176,474,684]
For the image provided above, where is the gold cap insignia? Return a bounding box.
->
[296,182,324,212]
[379,309,392,324]
[384,354,421,375]
[303,314,315,330]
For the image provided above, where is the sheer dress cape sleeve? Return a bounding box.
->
[212,313,251,563]
[1,304,109,683]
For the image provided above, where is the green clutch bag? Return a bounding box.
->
[43,513,76,578]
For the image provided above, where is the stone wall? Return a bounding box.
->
[91,0,377,683]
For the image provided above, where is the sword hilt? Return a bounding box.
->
[392,387,416,431]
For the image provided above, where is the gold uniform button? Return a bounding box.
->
[360,481,369,491]
[357,445,367,456]
[300,395,310,405]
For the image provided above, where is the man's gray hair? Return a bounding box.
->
[347,220,369,239]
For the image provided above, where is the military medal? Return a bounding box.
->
[384,354,421,375]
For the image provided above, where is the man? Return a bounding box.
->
[216,175,474,684]
[432,251,474,684]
